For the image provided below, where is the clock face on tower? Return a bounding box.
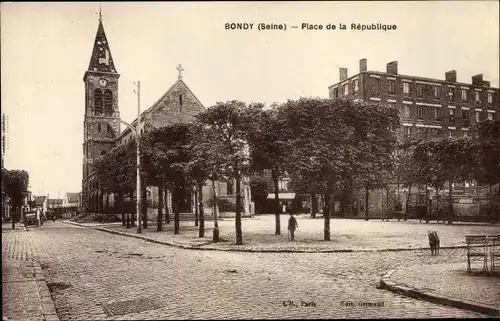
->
[98,78,108,87]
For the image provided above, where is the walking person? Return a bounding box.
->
[287,210,298,241]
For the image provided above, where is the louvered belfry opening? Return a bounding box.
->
[94,89,103,115]
[104,89,113,115]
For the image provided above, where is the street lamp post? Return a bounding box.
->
[136,81,142,234]
[119,80,142,234]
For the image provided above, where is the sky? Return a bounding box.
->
[1,1,499,198]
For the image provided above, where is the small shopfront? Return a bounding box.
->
[265,193,311,213]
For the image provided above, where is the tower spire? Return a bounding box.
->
[85,9,117,74]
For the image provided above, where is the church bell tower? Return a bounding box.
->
[82,13,120,213]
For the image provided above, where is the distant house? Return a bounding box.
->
[63,192,79,208]
[34,196,47,209]
[47,199,63,209]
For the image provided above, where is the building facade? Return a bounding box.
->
[63,192,80,208]
[326,59,499,218]
[329,59,498,139]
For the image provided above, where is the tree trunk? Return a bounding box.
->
[141,183,148,229]
[324,181,332,241]
[272,169,281,235]
[173,186,180,234]
[131,193,137,227]
[397,180,400,221]
[435,185,440,223]
[365,185,369,221]
[448,180,453,225]
[386,186,390,221]
[12,207,16,230]
[405,183,412,221]
[198,183,205,238]
[235,168,243,245]
[118,192,125,226]
[157,185,163,232]
[310,193,317,218]
[164,187,170,224]
[425,184,429,223]
[194,187,199,227]
[211,179,219,242]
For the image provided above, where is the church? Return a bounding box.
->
[81,15,253,218]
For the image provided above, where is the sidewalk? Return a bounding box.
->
[64,214,500,253]
[379,262,500,317]
[2,223,59,321]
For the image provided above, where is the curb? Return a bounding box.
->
[379,270,500,317]
[64,221,474,254]
[19,224,60,321]
[34,262,60,321]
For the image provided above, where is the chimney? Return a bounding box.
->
[339,67,348,81]
[445,70,457,82]
[482,81,490,88]
[359,58,367,72]
[472,74,483,86]
[386,61,398,75]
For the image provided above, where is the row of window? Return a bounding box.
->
[394,103,495,122]
[371,79,495,104]
[333,79,359,98]
[403,127,469,139]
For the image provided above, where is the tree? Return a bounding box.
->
[186,124,217,239]
[394,139,419,221]
[94,141,136,226]
[471,118,500,194]
[416,137,476,224]
[345,101,399,221]
[195,101,256,245]
[471,118,500,221]
[2,169,29,229]
[145,124,194,235]
[281,98,399,239]
[412,138,449,222]
[281,98,353,241]
[247,105,289,235]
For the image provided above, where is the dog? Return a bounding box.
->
[428,231,440,255]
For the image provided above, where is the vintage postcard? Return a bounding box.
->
[1,1,499,320]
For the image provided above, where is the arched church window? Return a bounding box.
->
[104,90,113,115]
[94,89,103,115]
[107,124,112,133]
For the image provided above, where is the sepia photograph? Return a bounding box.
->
[1,1,499,319]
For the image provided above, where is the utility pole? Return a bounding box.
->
[136,81,142,234]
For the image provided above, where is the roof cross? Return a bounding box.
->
[176,64,184,80]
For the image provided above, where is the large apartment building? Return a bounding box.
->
[328,59,499,140]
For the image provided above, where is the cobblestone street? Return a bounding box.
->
[10,221,490,319]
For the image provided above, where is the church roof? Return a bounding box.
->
[87,19,118,74]
[144,78,206,116]
[119,77,205,138]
